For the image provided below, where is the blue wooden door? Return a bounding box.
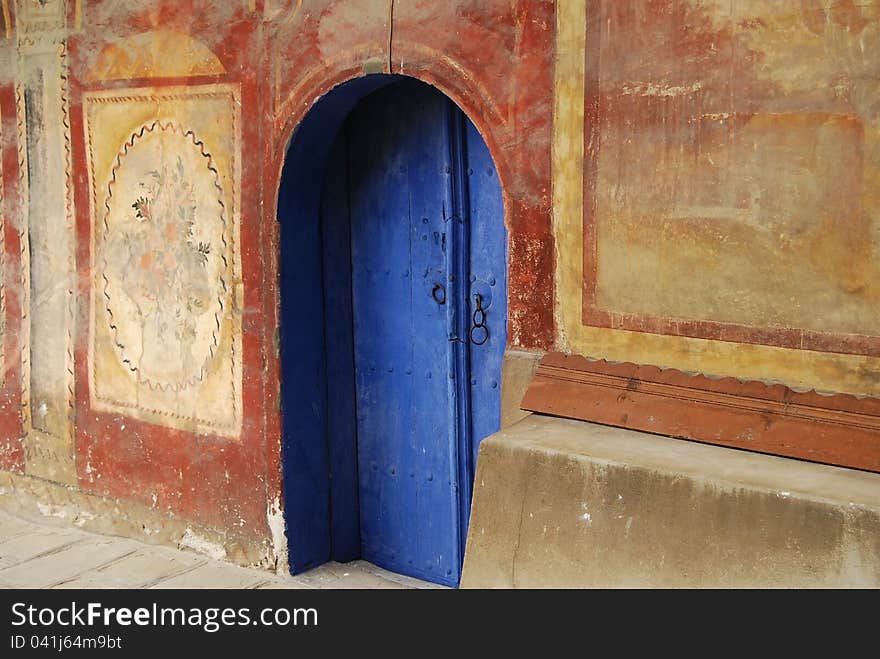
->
[284,77,505,587]
[343,81,505,586]
[346,82,461,585]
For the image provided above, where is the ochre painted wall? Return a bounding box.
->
[556,0,880,399]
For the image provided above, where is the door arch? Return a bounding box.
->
[277,75,506,587]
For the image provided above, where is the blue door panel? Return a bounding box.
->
[346,82,462,585]
[321,134,361,562]
[278,111,332,575]
[465,120,508,471]
[279,75,398,574]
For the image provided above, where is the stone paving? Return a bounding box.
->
[0,510,441,589]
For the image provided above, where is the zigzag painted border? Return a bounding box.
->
[99,119,229,394]
[83,84,241,437]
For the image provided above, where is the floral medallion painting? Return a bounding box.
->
[84,85,242,438]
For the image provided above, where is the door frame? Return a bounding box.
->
[275,74,507,581]
[447,104,476,559]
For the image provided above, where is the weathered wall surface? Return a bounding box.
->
[6,0,77,486]
[0,0,876,572]
[0,0,555,566]
[556,0,880,398]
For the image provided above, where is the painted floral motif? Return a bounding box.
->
[100,121,228,391]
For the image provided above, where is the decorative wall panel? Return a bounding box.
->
[15,0,77,483]
[544,0,880,471]
[84,85,242,438]
[583,0,880,356]
[554,0,880,399]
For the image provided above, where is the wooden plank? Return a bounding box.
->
[347,80,461,586]
[522,352,880,473]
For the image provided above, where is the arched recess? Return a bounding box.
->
[276,74,508,587]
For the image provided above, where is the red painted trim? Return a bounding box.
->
[580,304,880,358]
[0,82,24,472]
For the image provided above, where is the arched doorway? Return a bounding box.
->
[277,75,506,587]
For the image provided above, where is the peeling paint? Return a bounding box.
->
[0,0,873,588]
[266,496,288,573]
[179,529,227,561]
[36,502,67,519]
[620,81,703,97]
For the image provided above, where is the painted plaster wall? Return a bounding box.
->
[0,0,555,563]
[0,0,875,565]
[594,3,877,338]
[556,0,880,399]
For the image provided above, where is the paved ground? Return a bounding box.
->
[0,510,441,589]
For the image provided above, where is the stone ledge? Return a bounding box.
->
[461,415,880,588]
